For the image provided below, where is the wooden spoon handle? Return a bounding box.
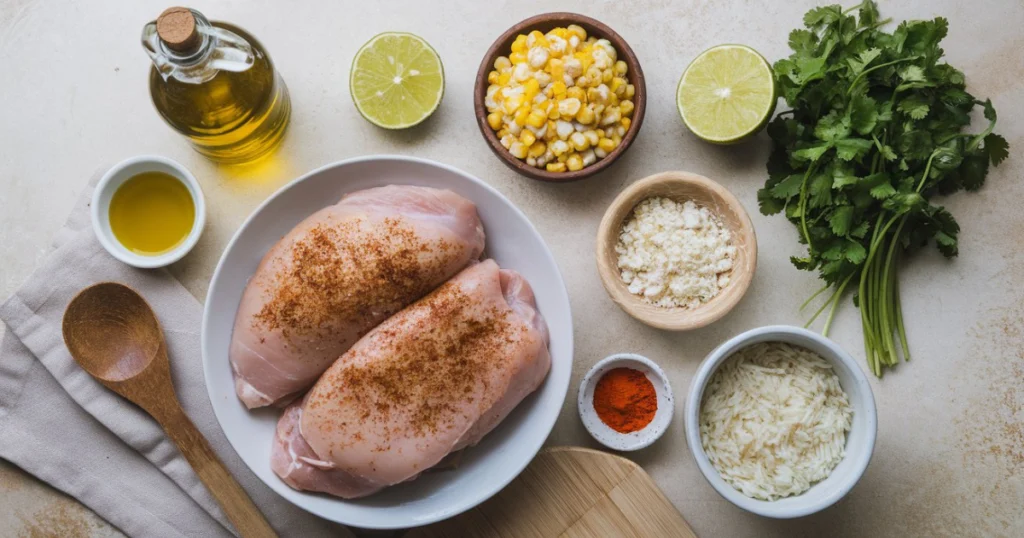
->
[157,404,277,538]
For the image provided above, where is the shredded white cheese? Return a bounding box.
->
[615,197,735,308]
[699,342,853,501]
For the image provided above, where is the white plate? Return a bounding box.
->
[201,156,573,529]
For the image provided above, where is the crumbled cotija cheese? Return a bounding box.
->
[615,197,735,308]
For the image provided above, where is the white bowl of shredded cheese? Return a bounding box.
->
[685,326,877,518]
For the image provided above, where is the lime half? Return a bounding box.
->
[350,32,444,129]
[677,45,776,144]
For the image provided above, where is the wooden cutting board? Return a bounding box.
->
[407,447,696,538]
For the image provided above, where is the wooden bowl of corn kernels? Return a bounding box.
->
[475,13,646,182]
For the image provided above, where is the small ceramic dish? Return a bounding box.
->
[474,12,646,182]
[578,353,673,451]
[685,326,877,518]
[91,155,205,269]
[596,171,756,331]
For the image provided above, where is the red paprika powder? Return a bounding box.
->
[593,367,657,433]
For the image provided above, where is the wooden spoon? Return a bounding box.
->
[62,282,277,538]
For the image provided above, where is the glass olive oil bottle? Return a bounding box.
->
[142,7,290,164]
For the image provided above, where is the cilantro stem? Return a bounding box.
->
[846,56,920,96]
[797,163,819,250]
[801,283,832,311]
[870,244,887,363]
[859,210,901,370]
[916,150,939,192]
[822,273,854,336]
[894,259,910,361]
[887,249,900,360]
[804,287,834,328]
[882,218,908,361]
[858,212,885,369]
[879,234,899,364]
[966,100,999,152]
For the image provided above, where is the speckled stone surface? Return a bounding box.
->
[1,0,1022,536]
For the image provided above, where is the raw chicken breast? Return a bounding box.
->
[230,185,485,408]
[271,260,551,498]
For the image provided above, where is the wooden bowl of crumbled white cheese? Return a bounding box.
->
[596,170,756,330]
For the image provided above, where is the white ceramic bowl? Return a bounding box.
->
[685,325,877,518]
[201,156,573,529]
[91,155,205,269]
[578,353,673,451]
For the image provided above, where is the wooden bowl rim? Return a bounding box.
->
[595,171,758,331]
[474,12,647,183]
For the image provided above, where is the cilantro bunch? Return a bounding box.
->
[758,1,1008,376]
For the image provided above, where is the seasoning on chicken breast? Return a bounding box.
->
[270,260,551,498]
[230,185,485,408]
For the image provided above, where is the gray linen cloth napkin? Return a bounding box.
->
[0,173,353,537]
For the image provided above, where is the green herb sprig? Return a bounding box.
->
[759,0,1009,376]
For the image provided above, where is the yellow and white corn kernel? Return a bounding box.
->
[485,27,633,172]
[566,154,584,171]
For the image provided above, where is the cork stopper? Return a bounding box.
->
[156,7,201,53]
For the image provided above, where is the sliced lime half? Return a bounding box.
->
[350,32,444,129]
[677,44,776,144]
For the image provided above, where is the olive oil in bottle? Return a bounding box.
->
[142,7,291,164]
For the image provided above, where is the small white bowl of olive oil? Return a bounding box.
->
[92,155,205,269]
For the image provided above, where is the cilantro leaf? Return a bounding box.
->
[985,133,1009,166]
[770,173,805,198]
[848,47,881,75]
[803,5,843,28]
[879,143,897,161]
[831,165,860,188]
[896,130,934,160]
[849,94,878,134]
[795,55,829,85]
[958,152,989,191]
[844,241,867,264]
[758,188,786,215]
[809,172,834,208]
[789,29,818,54]
[903,18,949,60]
[815,111,851,141]
[822,242,845,261]
[835,138,873,160]
[794,143,833,162]
[982,98,997,123]
[898,95,930,120]
[858,0,880,26]
[940,87,973,107]
[850,220,871,238]
[930,207,961,257]
[934,231,957,256]
[791,256,816,270]
[829,205,855,235]
[882,192,925,214]
[898,65,927,83]
[869,181,896,199]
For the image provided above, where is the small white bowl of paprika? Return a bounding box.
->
[578,353,674,451]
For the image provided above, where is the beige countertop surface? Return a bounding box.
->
[2,0,1022,536]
